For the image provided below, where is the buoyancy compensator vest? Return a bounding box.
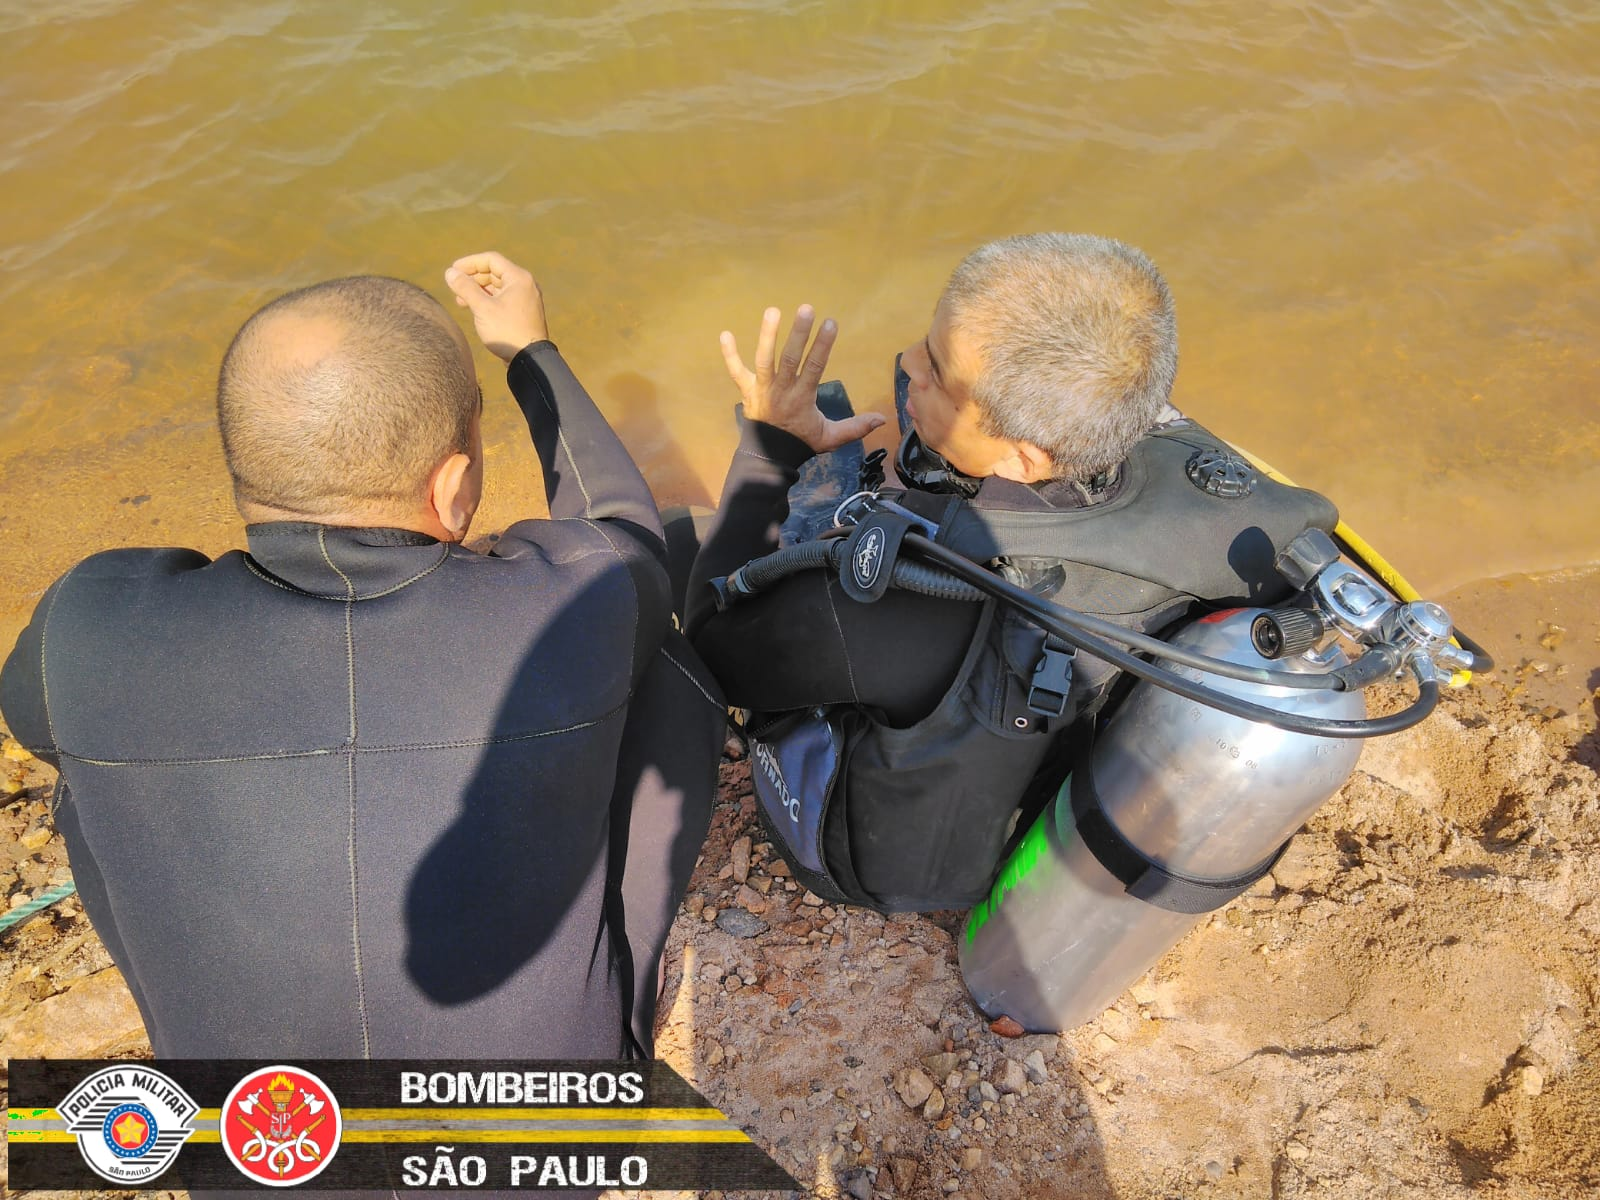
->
[745,417,1339,913]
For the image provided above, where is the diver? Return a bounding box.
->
[685,233,1342,913]
[0,253,725,1080]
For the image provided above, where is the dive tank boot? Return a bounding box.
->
[958,608,1365,1033]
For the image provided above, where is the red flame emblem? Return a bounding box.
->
[221,1066,342,1186]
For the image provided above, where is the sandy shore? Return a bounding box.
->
[1,567,1596,1199]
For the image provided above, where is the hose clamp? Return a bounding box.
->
[832,490,881,529]
[832,491,941,539]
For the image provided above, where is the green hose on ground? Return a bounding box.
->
[0,881,77,935]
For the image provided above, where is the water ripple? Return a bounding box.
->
[0,0,1596,592]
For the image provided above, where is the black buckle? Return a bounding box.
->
[1026,635,1075,718]
[858,448,887,493]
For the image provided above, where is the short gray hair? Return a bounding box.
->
[942,233,1177,481]
[217,277,478,516]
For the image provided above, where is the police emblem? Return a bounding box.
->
[59,1064,197,1184]
[221,1065,343,1186]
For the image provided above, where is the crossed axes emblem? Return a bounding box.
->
[234,1087,328,1177]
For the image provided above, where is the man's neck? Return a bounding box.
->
[236,500,456,542]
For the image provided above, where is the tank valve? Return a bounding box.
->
[1383,600,1454,662]
[1250,608,1326,659]
[1273,528,1342,590]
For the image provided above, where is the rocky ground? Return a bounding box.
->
[1,568,1596,1199]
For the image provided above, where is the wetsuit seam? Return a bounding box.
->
[51,709,628,766]
[319,529,374,1061]
[243,548,451,600]
[60,747,346,767]
[821,578,861,704]
[354,707,624,751]
[37,562,80,753]
[659,649,720,708]
[248,523,437,546]
[733,447,781,464]
[357,547,451,597]
[242,556,314,595]
[543,389,595,516]
[579,521,639,673]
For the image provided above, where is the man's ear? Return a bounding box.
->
[427,451,475,540]
[990,439,1055,485]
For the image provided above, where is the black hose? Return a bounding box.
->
[1451,628,1495,673]
[1032,582,1342,689]
[712,528,1441,734]
[903,536,1347,691]
[719,537,1344,690]
[725,539,987,603]
[732,539,836,592]
[890,559,989,601]
[901,534,1440,738]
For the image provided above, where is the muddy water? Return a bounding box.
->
[1,0,1596,679]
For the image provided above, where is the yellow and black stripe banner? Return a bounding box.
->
[8,1059,796,1191]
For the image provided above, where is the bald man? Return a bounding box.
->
[0,253,722,1062]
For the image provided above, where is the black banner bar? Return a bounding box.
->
[7,1059,796,1193]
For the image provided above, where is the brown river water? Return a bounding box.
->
[1,0,1596,696]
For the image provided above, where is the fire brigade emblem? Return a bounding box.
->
[60,1064,198,1184]
[221,1066,343,1186]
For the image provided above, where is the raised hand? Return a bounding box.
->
[719,305,885,453]
[444,252,550,362]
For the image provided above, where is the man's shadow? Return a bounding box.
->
[604,372,716,510]
[402,565,724,1058]
[1572,665,1600,774]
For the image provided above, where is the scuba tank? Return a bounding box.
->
[958,609,1359,1032]
[958,533,1477,1032]
[707,401,1490,1025]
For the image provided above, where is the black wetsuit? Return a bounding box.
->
[0,342,724,1065]
[686,416,982,724]
[684,414,1126,722]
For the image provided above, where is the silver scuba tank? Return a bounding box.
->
[957,607,1366,1033]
